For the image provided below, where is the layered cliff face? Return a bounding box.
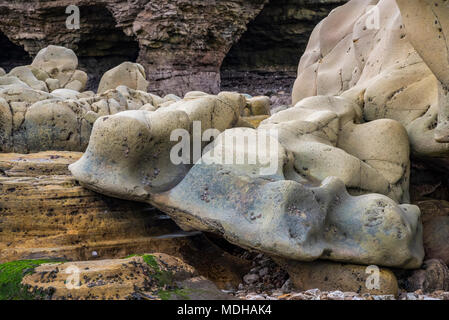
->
[0,0,345,95]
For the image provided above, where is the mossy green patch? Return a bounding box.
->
[123,253,187,300]
[158,288,191,300]
[0,259,60,300]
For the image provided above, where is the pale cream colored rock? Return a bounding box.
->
[45,78,60,92]
[8,66,48,92]
[98,62,149,94]
[69,92,246,199]
[140,103,156,112]
[29,66,50,82]
[184,91,209,99]
[24,99,91,152]
[163,92,243,132]
[158,100,176,108]
[0,67,5,76]
[259,95,409,202]
[292,0,449,161]
[70,109,192,200]
[31,45,79,88]
[162,93,181,103]
[70,90,424,268]
[246,96,271,116]
[64,79,83,92]
[65,69,88,91]
[395,0,449,143]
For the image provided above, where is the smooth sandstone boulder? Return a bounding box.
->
[246,96,271,116]
[0,75,30,89]
[70,106,424,268]
[70,109,192,200]
[31,45,87,91]
[276,259,399,296]
[69,85,424,268]
[0,86,55,152]
[292,0,449,159]
[97,62,149,94]
[50,88,82,99]
[69,92,245,200]
[19,254,232,300]
[150,137,423,268]
[24,99,92,152]
[403,259,449,293]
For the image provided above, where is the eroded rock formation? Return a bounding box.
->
[7,0,449,292]
[0,151,252,289]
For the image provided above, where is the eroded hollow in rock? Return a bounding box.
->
[220,0,345,105]
[0,32,32,72]
[73,5,139,91]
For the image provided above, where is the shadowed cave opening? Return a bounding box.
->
[0,32,32,72]
[220,0,345,106]
[72,5,140,91]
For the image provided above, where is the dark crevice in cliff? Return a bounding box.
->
[73,5,140,91]
[220,0,345,104]
[0,32,32,72]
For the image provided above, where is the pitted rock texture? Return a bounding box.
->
[415,200,449,265]
[276,259,399,296]
[0,0,346,96]
[291,0,449,160]
[20,254,232,300]
[402,259,449,293]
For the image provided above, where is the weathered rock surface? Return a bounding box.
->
[97,62,149,94]
[30,45,88,92]
[69,91,245,199]
[0,46,184,153]
[402,259,449,293]
[71,115,424,268]
[20,254,232,300]
[276,259,399,296]
[0,151,251,289]
[64,0,432,269]
[0,151,190,262]
[291,0,449,161]
[415,200,449,265]
[9,0,449,274]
